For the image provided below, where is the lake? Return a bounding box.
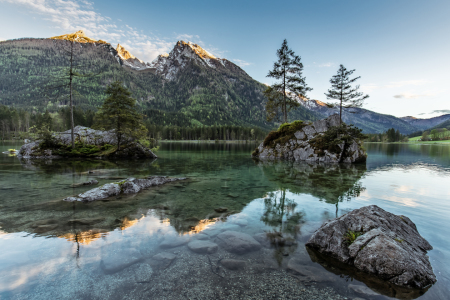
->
[0,141,449,299]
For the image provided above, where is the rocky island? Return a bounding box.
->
[18,126,157,159]
[252,115,367,163]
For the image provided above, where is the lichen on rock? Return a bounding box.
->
[252,115,367,163]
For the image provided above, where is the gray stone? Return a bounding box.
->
[194,233,210,240]
[216,231,261,254]
[160,235,191,249]
[348,284,380,296]
[187,240,218,254]
[287,258,335,283]
[252,233,272,248]
[100,248,143,274]
[149,252,176,270]
[71,180,99,188]
[253,115,366,163]
[17,126,157,159]
[63,176,186,202]
[133,263,153,282]
[294,131,305,139]
[220,259,246,270]
[306,205,436,289]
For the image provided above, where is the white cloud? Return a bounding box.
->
[0,0,174,62]
[232,59,251,67]
[318,62,333,68]
[393,92,436,99]
[1,0,226,63]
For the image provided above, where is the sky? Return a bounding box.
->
[0,0,449,119]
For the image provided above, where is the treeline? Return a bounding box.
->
[420,128,450,141]
[366,128,408,143]
[0,105,267,141]
[146,124,267,141]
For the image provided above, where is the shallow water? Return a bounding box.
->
[0,141,449,299]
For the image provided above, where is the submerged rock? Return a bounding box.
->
[220,259,246,270]
[306,205,436,289]
[63,176,186,202]
[252,115,366,163]
[216,231,262,254]
[70,179,99,188]
[100,248,143,274]
[187,240,218,254]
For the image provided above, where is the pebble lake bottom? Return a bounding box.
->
[0,141,449,300]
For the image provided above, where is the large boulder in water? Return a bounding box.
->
[252,115,366,163]
[306,205,436,289]
[17,126,157,159]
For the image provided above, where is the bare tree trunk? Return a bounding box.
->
[69,41,75,149]
[283,67,287,123]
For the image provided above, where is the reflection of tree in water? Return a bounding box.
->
[261,188,304,265]
[259,161,367,217]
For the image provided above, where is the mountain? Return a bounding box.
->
[400,114,450,131]
[297,99,418,134]
[0,31,319,129]
[430,119,450,130]
[51,30,108,44]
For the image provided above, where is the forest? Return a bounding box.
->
[0,105,267,141]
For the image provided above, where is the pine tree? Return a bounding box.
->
[324,64,369,125]
[94,81,148,150]
[266,39,312,123]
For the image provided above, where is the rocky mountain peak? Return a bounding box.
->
[50,30,108,44]
[116,44,137,60]
[176,40,217,59]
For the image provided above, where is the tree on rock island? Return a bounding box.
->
[265,39,312,123]
[94,81,147,150]
[324,65,369,125]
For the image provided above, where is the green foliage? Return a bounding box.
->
[343,229,363,245]
[94,81,148,149]
[324,64,369,123]
[266,39,312,123]
[308,124,367,156]
[263,120,306,147]
[0,39,322,131]
[366,127,408,142]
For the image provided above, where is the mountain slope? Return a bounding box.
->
[0,32,319,129]
[297,99,418,134]
[400,114,450,131]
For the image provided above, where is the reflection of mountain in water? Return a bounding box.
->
[1,157,276,244]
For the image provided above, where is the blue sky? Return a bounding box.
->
[1,0,449,118]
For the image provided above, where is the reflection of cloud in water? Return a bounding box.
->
[381,195,421,208]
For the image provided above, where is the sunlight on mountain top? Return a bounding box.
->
[179,40,217,59]
[50,30,108,44]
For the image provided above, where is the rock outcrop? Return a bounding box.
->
[252,115,366,163]
[306,205,436,289]
[18,126,157,159]
[63,176,186,202]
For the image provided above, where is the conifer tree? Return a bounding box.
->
[94,81,147,150]
[324,65,369,125]
[266,39,312,123]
